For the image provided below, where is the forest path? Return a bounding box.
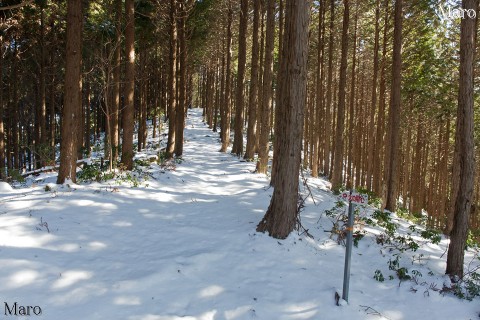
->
[1,109,477,320]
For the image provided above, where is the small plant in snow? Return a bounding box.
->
[420,229,442,244]
[374,269,385,282]
[442,254,480,301]
[36,217,50,233]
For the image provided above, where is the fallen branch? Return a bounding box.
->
[359,305,391,319]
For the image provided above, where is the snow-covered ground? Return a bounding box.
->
[1,109,479,320]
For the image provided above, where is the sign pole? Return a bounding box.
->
[342,192,355,303]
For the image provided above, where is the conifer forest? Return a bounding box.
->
[0,0,480,319]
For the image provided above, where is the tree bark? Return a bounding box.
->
[323,0,335,176]
[373,0,389,195]
[220,5,233,152]
[111,0,121,163]
[257,0,311,239]
[232,0,249,156]
[383,0,403,212]
[57,0,83,184]
[120,0,135,170]
[311,1,324,178]
[346,5,358,189]
[39,6,47,149]
[331,0,349,191]
[166,0,177,158]
[446,0,478,279]
[256,0,275,174]
[244,0,261,160]
[367,0,380,191]
[175,0,187,157]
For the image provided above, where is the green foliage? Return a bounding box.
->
[157,151,168,164]
[388,255,400,271]
[78,163,115,183]
[396,267,411,281]
[411,270,423,282]
[77,163,102,182]
[374,270,385,282]
[8,169,25,184]
[134,158,151,168]
[420,229,442,245]
[355,187,382,207]
[116,172,142,188]
[448,268,480,301]
[372,210,397,237]
[466,230,480,249]
[353,231,365,248]
[325,200,345,218]
[115,163,150,188]
[32,143,56,166]
[396,206,426,226]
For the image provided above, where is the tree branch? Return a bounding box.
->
[0,0,33,11]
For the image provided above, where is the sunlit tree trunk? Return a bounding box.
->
[373,0,389,195]
[220,4,233,152]
[446,0,478,279]
[331,0,349,191]
[120,0,135,169]
[111,0,121,163]
[383,0,402,211]
[244,0,260,160]
[232,0,248,156]
[166,0,177,158]
[323,0,334,176]
[256,0,275,174]
[257,0,311,239]
[175,0,187,157]
[57,0,83,184]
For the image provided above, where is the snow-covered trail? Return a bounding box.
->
[0,109,478,320]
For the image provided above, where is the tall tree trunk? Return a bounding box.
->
[166,0,177,158]
[244,0,261,160]
[257,0,311,239]
[175,1,187,157]
[256,0,275,174]
[120,0,135,170]
[39,6,47,150]
[312,1,324,178]
[383,0,402,212]
[12,41,19,170]
[346,5,357,189]
[111,0,121,163]
[57,0,83,184]
[255,6,266,153]
[367,0,380,192]
[85,82,91,157]
[232,0,249,156]
[220,5,233,152]
[331,0,349,191]
[49,54,56,162]
[323,0,335,176]
[270,0,285,185]
[373,0,389,195]
[446,0,477,279]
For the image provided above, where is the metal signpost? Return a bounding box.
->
[340,190,368,304]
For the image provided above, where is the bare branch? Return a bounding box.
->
[0,0,33,11]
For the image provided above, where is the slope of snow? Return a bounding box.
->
[0,109,478,320]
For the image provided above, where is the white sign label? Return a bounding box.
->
[340,191,368,205]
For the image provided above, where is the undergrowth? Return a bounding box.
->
[321,190,480,301]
